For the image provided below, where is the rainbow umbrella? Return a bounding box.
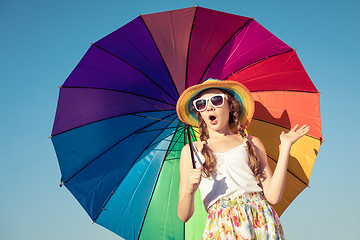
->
[51,6,322,240]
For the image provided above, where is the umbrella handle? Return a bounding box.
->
[186,125,196,169]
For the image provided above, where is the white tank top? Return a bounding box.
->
[193,142,263,211]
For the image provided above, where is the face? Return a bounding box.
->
[195,89,231,132]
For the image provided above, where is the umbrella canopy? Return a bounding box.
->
[51,6,322,240]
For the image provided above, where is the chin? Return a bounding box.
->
[208,123,228,132]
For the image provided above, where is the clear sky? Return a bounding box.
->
[0,0,359,239]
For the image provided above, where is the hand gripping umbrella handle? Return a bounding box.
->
[185,125,196,169]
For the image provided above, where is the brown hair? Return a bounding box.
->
[192,90,264,181]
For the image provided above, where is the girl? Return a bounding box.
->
[176,79,309,239]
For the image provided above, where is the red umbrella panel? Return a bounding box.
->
[51,6,322,240]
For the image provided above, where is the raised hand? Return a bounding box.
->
[280,124,310,147]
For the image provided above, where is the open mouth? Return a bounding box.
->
[209,115,217,124]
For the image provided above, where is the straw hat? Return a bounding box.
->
[176,79,255,128]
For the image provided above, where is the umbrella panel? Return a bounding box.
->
[186,7,251,87]
[52,88,175,136]
[138,125,185,239]
[267,159,306,215]
[142,7,196,94]
[96,119,179,240]
[139,126,207,240]
[227,51,317,92]
[52,111,175,182]
[184,127,208,239]
[202,19,292,83]
[247,119,321,215]
[94,17,179,101]
[54,111,177,220]
[252,91,322,139]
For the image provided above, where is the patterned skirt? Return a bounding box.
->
[202,192,285,240]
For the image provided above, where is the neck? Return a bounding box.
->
[207,126,235,139]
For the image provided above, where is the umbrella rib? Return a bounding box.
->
[223,50,320,84]
[224,50,295,80]
[139,16,180,98]
[137,124,186,240]
[93,116,178,228]
[163,126,186,160]
[60,86,176,106]
[132,113,183,125]
[95,124,176,227]
[92,118,177,226]
[132,89,178,121]
[92,43,178,104]
[232,69,307,85]
[184,6,198,89]
[145,123,185,162]
[146,128,181,149]
[180,125,200,142]
[267,155,309,188]
[252,117,322,141]
[137,122,185,153]
[137,126,178,134]
[62,112,178,185]
[189,125,199,141]
[51,110,178,137]
[196,18,253,85]
[246,89,319,94]
[162,142,176,238]
[224,32,289,69]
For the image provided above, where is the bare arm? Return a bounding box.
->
[251,124,310,204]
[177,144,203,222]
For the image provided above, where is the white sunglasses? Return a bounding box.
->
[192,94,227,112]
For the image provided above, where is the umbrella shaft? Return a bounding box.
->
[186,125,196,169]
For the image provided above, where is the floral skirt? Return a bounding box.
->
[202,192,285,240]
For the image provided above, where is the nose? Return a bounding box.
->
[206,100,215,111]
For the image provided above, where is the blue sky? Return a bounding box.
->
[1,0,359,239]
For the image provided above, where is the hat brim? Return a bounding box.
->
[176,79,254,129]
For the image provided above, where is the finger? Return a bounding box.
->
[298,125,308,131]
[301,126,310,135]
[296,126,310,136]
[291,124,299,132]
[190,169,202,178]
[191,176,201,185]
[189,176,200,182]
[189,172,201,179]
[193,177,201,183]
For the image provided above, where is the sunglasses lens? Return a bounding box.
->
[210,95,224,106]
[195,99,207,111]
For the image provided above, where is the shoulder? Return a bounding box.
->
[181,141,202,157]
[247,135,266,153]
[181,143,190,152]
[247,135,262,145]
[182,140,203,153]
